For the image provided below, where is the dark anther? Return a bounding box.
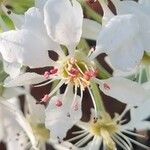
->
[134,106,138,109]
[7,10,11,15]
[93,117,98,123]
[5,5,13,10]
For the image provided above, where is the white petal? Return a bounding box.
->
[104,56,138,77]
[54,141,78,150]
[130,99,150,122]
[0,100,38,149]
[88,137,102,150]
[123,121,150,131]
[139,0,150,5]
[3,61,22,78]
[113,0,150,52]
[98,77,149,106]
[4,72,45,87]
[92,14,142,63]
[26,94,45,124]
[35,0,47,10]
[2,87,25,99]
[24,7,61,52]
[93,14,144,71]
[108,37,143,71]
[82,19,101,41]
[44,0,83,51]
[142,81,150,90]
[100,0,114,26]
[45,90,82,139]
[0,29,53,68]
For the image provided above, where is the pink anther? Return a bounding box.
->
[84,70,97,80]
[49,67,58,75]
[44,71,50,79]
[73,102,79,111]
[103,83,110,90]
[55,100,63,107]
[41,94,50,102]
[69,68,79,77]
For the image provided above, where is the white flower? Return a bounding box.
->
[91,0,150,71]
[1,0,149,142]
[69,108,150,150]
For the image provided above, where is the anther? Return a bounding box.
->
[103,83,110,90]
[49,67,58,75]
[44,71,50,79]
[7,10,11,14]
[73,102,79,111]
[55,100,63,107]
[84,70,97,81]
[69,68,79,77]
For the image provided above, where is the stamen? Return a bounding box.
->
[73,101,79,111]
[44,71,50,79]
[69,68,79,77]
[49,67,58,75]
[103,83,111,90]
[37,94,50,104]
[55,100,63,107]
[83,70,97,81]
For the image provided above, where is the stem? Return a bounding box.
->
[0,15,8,31]
[95,60,112,79]
[90,80,105,113]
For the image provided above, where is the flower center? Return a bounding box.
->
[90,113,119,150]
[59,53,97,90]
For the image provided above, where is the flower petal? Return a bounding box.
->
[0,7,61,68]
[4,72,45,87]
[0,29,53,68]
[92,14,143,71]
[82,19,101,41]
[112,0,150,52]
[26,94,45,124]
[2,87,25,99]
[44,0,83,51]
[139,0,150,5]
[35,0,47,10]
[108,37,143,71]
[98,77,149,106]
[130,99,150,122]
[0,99,38,149]
[45,89,82,139]
[3,60,22,78]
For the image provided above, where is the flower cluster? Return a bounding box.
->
[0,0,150,150]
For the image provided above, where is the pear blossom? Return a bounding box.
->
[69,108,150,150]
[90,0,150,71]
[0,0,149,142]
